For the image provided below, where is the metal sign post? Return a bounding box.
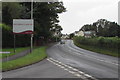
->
[30,0,33,53]
[13,0,34,53]
[30,34,33,53]
[13,19,34,53]
[14,34,16,53]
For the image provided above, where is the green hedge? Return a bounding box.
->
[73,36,119,57]
[1,23,31,48]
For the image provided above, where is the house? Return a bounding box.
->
[74,31,84,37]
[61,34,69,39]
[84,31,96,38]
[74,30,96,38]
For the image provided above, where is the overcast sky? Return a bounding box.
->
[59,0,119,34]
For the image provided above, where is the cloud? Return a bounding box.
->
[59,0,119,34]
[61,0,119,3]
[77,2,118,23]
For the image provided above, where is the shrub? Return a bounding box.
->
[73,36,119,56]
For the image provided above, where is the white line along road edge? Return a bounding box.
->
[47,58,98,80]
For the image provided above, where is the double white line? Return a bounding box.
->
[47,58,98,80]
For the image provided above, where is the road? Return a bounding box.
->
[2,59,78,78]
[47,40,119,79]
[2,40,119,80]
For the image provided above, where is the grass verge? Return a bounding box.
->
[74,42,119,57]
[1,46,47,72]
[0,47,29,58]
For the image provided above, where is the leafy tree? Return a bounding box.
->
[2,2,66,47]
[2,3,31,48]
[80,24,96,32]
[32,2,66,43]
[69,33,74,39]
[80,19,120,37]
[2,2,24,26]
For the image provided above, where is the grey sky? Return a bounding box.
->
[59,0,119,34]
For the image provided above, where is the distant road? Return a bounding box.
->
[47,40,119,78]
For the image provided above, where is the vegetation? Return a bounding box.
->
[80,19,120,37]
[69,33,74,39]
[1,47,29,58]
[73,36,119,57]
[2,2,66,47]
[1,23,31,48]
[1,2,65,71]
[2,47,47,72]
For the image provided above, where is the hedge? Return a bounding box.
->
[73,36,119,57]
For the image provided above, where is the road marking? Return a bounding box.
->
[47,58,98,80]
[65,44,118,66]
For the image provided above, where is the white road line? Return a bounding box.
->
[65,45,118,66]
[47,58,98,80]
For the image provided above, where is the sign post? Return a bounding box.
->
[14,34,16,53]
[13,19,34,53]
[13,0,34,53]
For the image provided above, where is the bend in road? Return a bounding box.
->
[47,40,119,78]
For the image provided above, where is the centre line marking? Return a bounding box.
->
[47,58,98,80]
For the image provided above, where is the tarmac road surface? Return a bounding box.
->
[2,40,119,80]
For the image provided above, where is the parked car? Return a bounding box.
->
[60,40,65,44]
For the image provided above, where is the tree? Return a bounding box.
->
[80,19,120,37]
[2,2,24,26]
[32,2,66,43]
[2,3,31,48]
[2,2,66,47]
[69,33,74,39]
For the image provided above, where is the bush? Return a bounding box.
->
[1,23,31,48]
[73,36,119,57]
[74,36,119,49]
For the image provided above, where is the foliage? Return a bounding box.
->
[69,33,74,39]
[2,2,24,26]
[0,23,11,31]
[73,36,119,57]
[2,2,66,47]
[32,2,66,43]
[74,43,119,57]
[1,23,30,48]
[80,19,120,37]
[2,2,31,48]
[1,23,13,48]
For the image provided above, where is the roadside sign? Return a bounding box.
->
[13,19,34,34]
[0,52,11,54]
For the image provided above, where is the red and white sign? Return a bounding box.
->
[13,19,34,34]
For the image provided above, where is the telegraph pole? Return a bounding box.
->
[30,0,33,53]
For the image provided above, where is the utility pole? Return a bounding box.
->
[30,0,33,53]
